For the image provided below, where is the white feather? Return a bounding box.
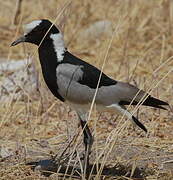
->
[50,33,65,62]
[24,20,42,34]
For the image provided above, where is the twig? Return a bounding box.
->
[12,0,23,25]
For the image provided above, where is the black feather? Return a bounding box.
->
[119,95,168,110]
[38,40,65,102]
[62,51,117,88]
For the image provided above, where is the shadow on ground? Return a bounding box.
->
[27,159,147,179]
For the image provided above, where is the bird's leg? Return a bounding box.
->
[77,113,93,175]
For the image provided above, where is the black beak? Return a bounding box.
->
[11,36,26,46]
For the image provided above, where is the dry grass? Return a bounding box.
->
[0,0,173,179]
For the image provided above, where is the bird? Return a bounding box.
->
[11,19,169,171]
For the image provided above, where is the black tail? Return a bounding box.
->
[132,116,147,133]
[120,96,169,110]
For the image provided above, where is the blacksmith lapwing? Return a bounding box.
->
[11,19,169,170]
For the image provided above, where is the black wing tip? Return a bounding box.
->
[145,96,169,110]
[132,116,147,133]
[119,96,169,110]
[149,96,169,105]
[155,105,168,110]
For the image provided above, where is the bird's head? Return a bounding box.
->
[11,19,60,46]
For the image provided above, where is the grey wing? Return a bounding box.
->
[95,81,146,106]
[115,82,146,104]
[56,65,168,109]
[56,63,95,104]
[111,82,168,109]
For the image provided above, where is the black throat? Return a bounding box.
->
[38,39,65,102]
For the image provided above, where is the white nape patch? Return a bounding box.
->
[50,33,65,62]
[24,20,42,34]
